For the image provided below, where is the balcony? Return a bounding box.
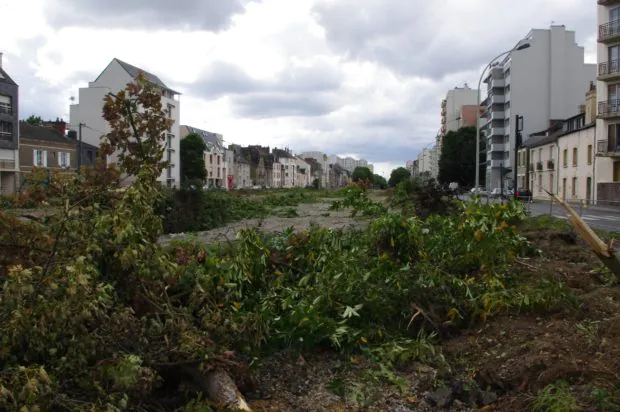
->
[488,143,505,152]
[599,19,620,43]
[441,117,446,124]
[491,111,505,121]
[599,0,620,5]
[489,127,506,136]
[488,160,505,168]
[597,139,620,157]
[536,161,543,171]
[598,59,620,81]
[547,159,555,170]
[441,100,446,108]
[441,108,446,116]
[598,100,620,118]
[489,95,506,105]
[0,159,15,170]
[490,78,505,88]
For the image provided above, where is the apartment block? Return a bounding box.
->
[416,147,438,178]
[69,58,181,187]
[438,84,478,149]
[482,25,596,191]
[180,125,232,189]
[0,53,19,194]
[596,0,620,202]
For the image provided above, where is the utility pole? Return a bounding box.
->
[514,115,524,198]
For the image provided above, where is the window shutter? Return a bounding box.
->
[66,152,71,168]
[43,150,48,167]
[33,149,37,165]
[58,152,62,167]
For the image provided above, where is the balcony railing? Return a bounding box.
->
[599,59,620,78]
[547,159,555,170]
[598,100,620,118]
[0,159,15,169]
[597,139,620,154]
[536,161,543,171]
[441,100,447,108]
[0,104,12,115]
[599,19,620,42]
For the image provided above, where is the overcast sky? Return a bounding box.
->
[0,0,596,177]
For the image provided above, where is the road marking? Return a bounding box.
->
[602,215,620,220]
[582,216,600,221]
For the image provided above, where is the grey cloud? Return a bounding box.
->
[190,58,345,117]
[232,93,338,118]
[44,0,260,31]
[312,0,595,79]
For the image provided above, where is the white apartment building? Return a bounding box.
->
[299,150,329,188]
[294,157,312,187]
[279,156,296,188]
[235,157,251,189]
[596,1,620,203]
[482,25,596,191]
[69,58,181,187]
[439,84,478,148]
[180,125,232,189]
[416,146,438,178]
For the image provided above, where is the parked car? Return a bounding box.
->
[513,189,533,202]
[490,188,509,199]
[470,187,488,197]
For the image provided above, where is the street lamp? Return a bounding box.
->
[475,42,530,190]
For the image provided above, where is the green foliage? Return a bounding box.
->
[533,381,581,412]
[352,167,373,183]
[372,174,387,189]
[388,167,411,187]
[329,183,387,217]
[25,115,42,126]
[390,176,458,218]
[438,126,476,186]
[180,133,207,184]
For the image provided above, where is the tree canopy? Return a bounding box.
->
[25,115,42,126]
[180,133,207,184]
[438,126,478,187]
[372,174,387,189]
[388,167,411,187]
[351,166,373,183]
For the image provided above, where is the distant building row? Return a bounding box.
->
[0,57,372,194]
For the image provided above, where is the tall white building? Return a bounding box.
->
[482,25,596,191]
[416,147,438,178]
[596,1,620,202]
[440,84,478,139]
[299,150,329,188]
[69,58,181,187]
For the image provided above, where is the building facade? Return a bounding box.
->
[596,1,620,203]
[19,122,78,173]
[180,125,232,189]
[416,146,438,177]
[0,53,19,195]
[439,84,478,149]
[482,25,596,191]
[69,58,181,187]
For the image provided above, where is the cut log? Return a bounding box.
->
[185,366,252,411]
[544,190,620,275]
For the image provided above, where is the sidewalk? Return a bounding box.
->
[534,198,620,215]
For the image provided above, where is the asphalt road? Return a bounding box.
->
[460,195,620,232]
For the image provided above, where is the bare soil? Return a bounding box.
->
[158,199,370,247]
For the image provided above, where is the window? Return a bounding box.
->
[572,177,577,197]
[563,149,568,167]
[538,148,542,162]
[587,144,593,165]
[217,156,220,165]
[58,152,70,168]
[609,45,620,73]
[572,147,578,166]
[0,121,12,141]
[209,154,213,163]
[538,174,542,192]
[0,95,11,115]
[86,150,94,163]
[33,149,47,167]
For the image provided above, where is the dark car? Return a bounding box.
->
[513,189,533,202]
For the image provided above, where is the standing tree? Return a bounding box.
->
[372,174,387,189]
[180,132,207,184]
[352,166,373,183]
[25,114,42,126]
[388,167,411,187]
[438,126,476,187]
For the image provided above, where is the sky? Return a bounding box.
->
[0,0,597,178]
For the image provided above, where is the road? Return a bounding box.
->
[460,195,620,232]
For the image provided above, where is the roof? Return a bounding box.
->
[20,122,78,146]
[182,125,225,151]
[0,66,17,85]
[99,58,179,94]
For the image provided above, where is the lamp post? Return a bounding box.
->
[475,42,530,190]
